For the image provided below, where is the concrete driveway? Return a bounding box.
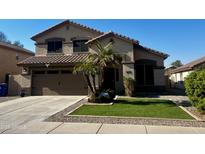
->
[0,96,86,133]
[1,95,205,134]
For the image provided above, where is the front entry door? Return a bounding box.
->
[102,68,115,91]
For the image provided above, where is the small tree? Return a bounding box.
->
[171,60,183,67]
[184,69,205,113]
[13,40,24,48]
[73,57,99,95]
[73,42,122,102]
[0,32,24,47]
[90,41,122,87]
[124,77,135,96]
[0,31,8,42]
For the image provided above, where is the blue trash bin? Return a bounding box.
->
[0,83,8,97]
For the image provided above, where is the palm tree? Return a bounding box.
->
[73,57,99,95]
[73,41,122,98]
[91,41,122,68]
[90,41,122,89]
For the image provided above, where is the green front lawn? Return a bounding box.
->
[70,97,193,119]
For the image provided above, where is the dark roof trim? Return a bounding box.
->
[31,20,103,41]
[122,61,135,64]
[45,37,66,43]
[86,31,139,45]
[135,45,169,59]
[0,41,34,55]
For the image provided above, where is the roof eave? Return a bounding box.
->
[17,62,79,67]
[86,32,139,46]
[171,67,192,74]
[31,20,104,41]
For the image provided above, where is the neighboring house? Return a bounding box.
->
[17,20,168,96]
[164,66,177,88]
[0,41,34,85]
[170,56,205,89]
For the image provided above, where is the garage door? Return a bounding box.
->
[32,72,88,95]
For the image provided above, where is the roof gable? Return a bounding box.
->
[31,20,103,41]
[86,31,139,45]
[134,44,169,59]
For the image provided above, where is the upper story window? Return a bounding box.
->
[47,40,63,53]
[73,40,88,52]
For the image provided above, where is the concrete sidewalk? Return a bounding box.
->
[2,122,205,134]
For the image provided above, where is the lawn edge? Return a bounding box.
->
[178,105,202,121]
[67,114,195,121]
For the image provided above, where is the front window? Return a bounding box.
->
[73,40,88,52]
[47,40,62,53]
[135,64,154,86]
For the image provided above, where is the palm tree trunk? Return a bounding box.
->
[84,74,94,94]
[101,68,105,90]
[91,75,97,93]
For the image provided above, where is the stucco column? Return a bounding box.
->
[122,62,135,80]
[154,68,165,86]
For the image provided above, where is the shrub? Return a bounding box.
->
[88,89,115,103]
[196,98,205,113]
[124,77,135,96]
[106,89,115,99]
[184,69,205,113]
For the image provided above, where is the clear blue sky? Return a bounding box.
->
[0,19,205,67]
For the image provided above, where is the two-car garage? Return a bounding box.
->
[31,70,88,95]
[17,54,90,96]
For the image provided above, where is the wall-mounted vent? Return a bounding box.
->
[16,54,19,60]
[22,67,29,74]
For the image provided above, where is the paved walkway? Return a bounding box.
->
[159,95,190,105]
[2,122,205,134]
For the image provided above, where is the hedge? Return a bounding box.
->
[184,69,205,112]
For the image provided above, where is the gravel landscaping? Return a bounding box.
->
[185,107,205,121]
[160,95,205,121]
[45,96,205,128]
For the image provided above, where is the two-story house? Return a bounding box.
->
[0,41,34,96]
[17,20,168,96]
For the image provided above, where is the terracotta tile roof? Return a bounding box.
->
[86,32,168,59]
[31,20,103,40]
[30,20,168,60]
[171,56,205,73]
[17,54,89,66]
[86,31,139,45]
[135,45,169,59]
[0,41,34,55]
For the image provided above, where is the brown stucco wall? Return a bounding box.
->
[0,45,33,83]
[154,69,165,86]
[35,24,100,56]
[89,37,134,61]
[134,48,164,66]
[89,36,135,93]
[8,74,31,96]
[134,48,165,87]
